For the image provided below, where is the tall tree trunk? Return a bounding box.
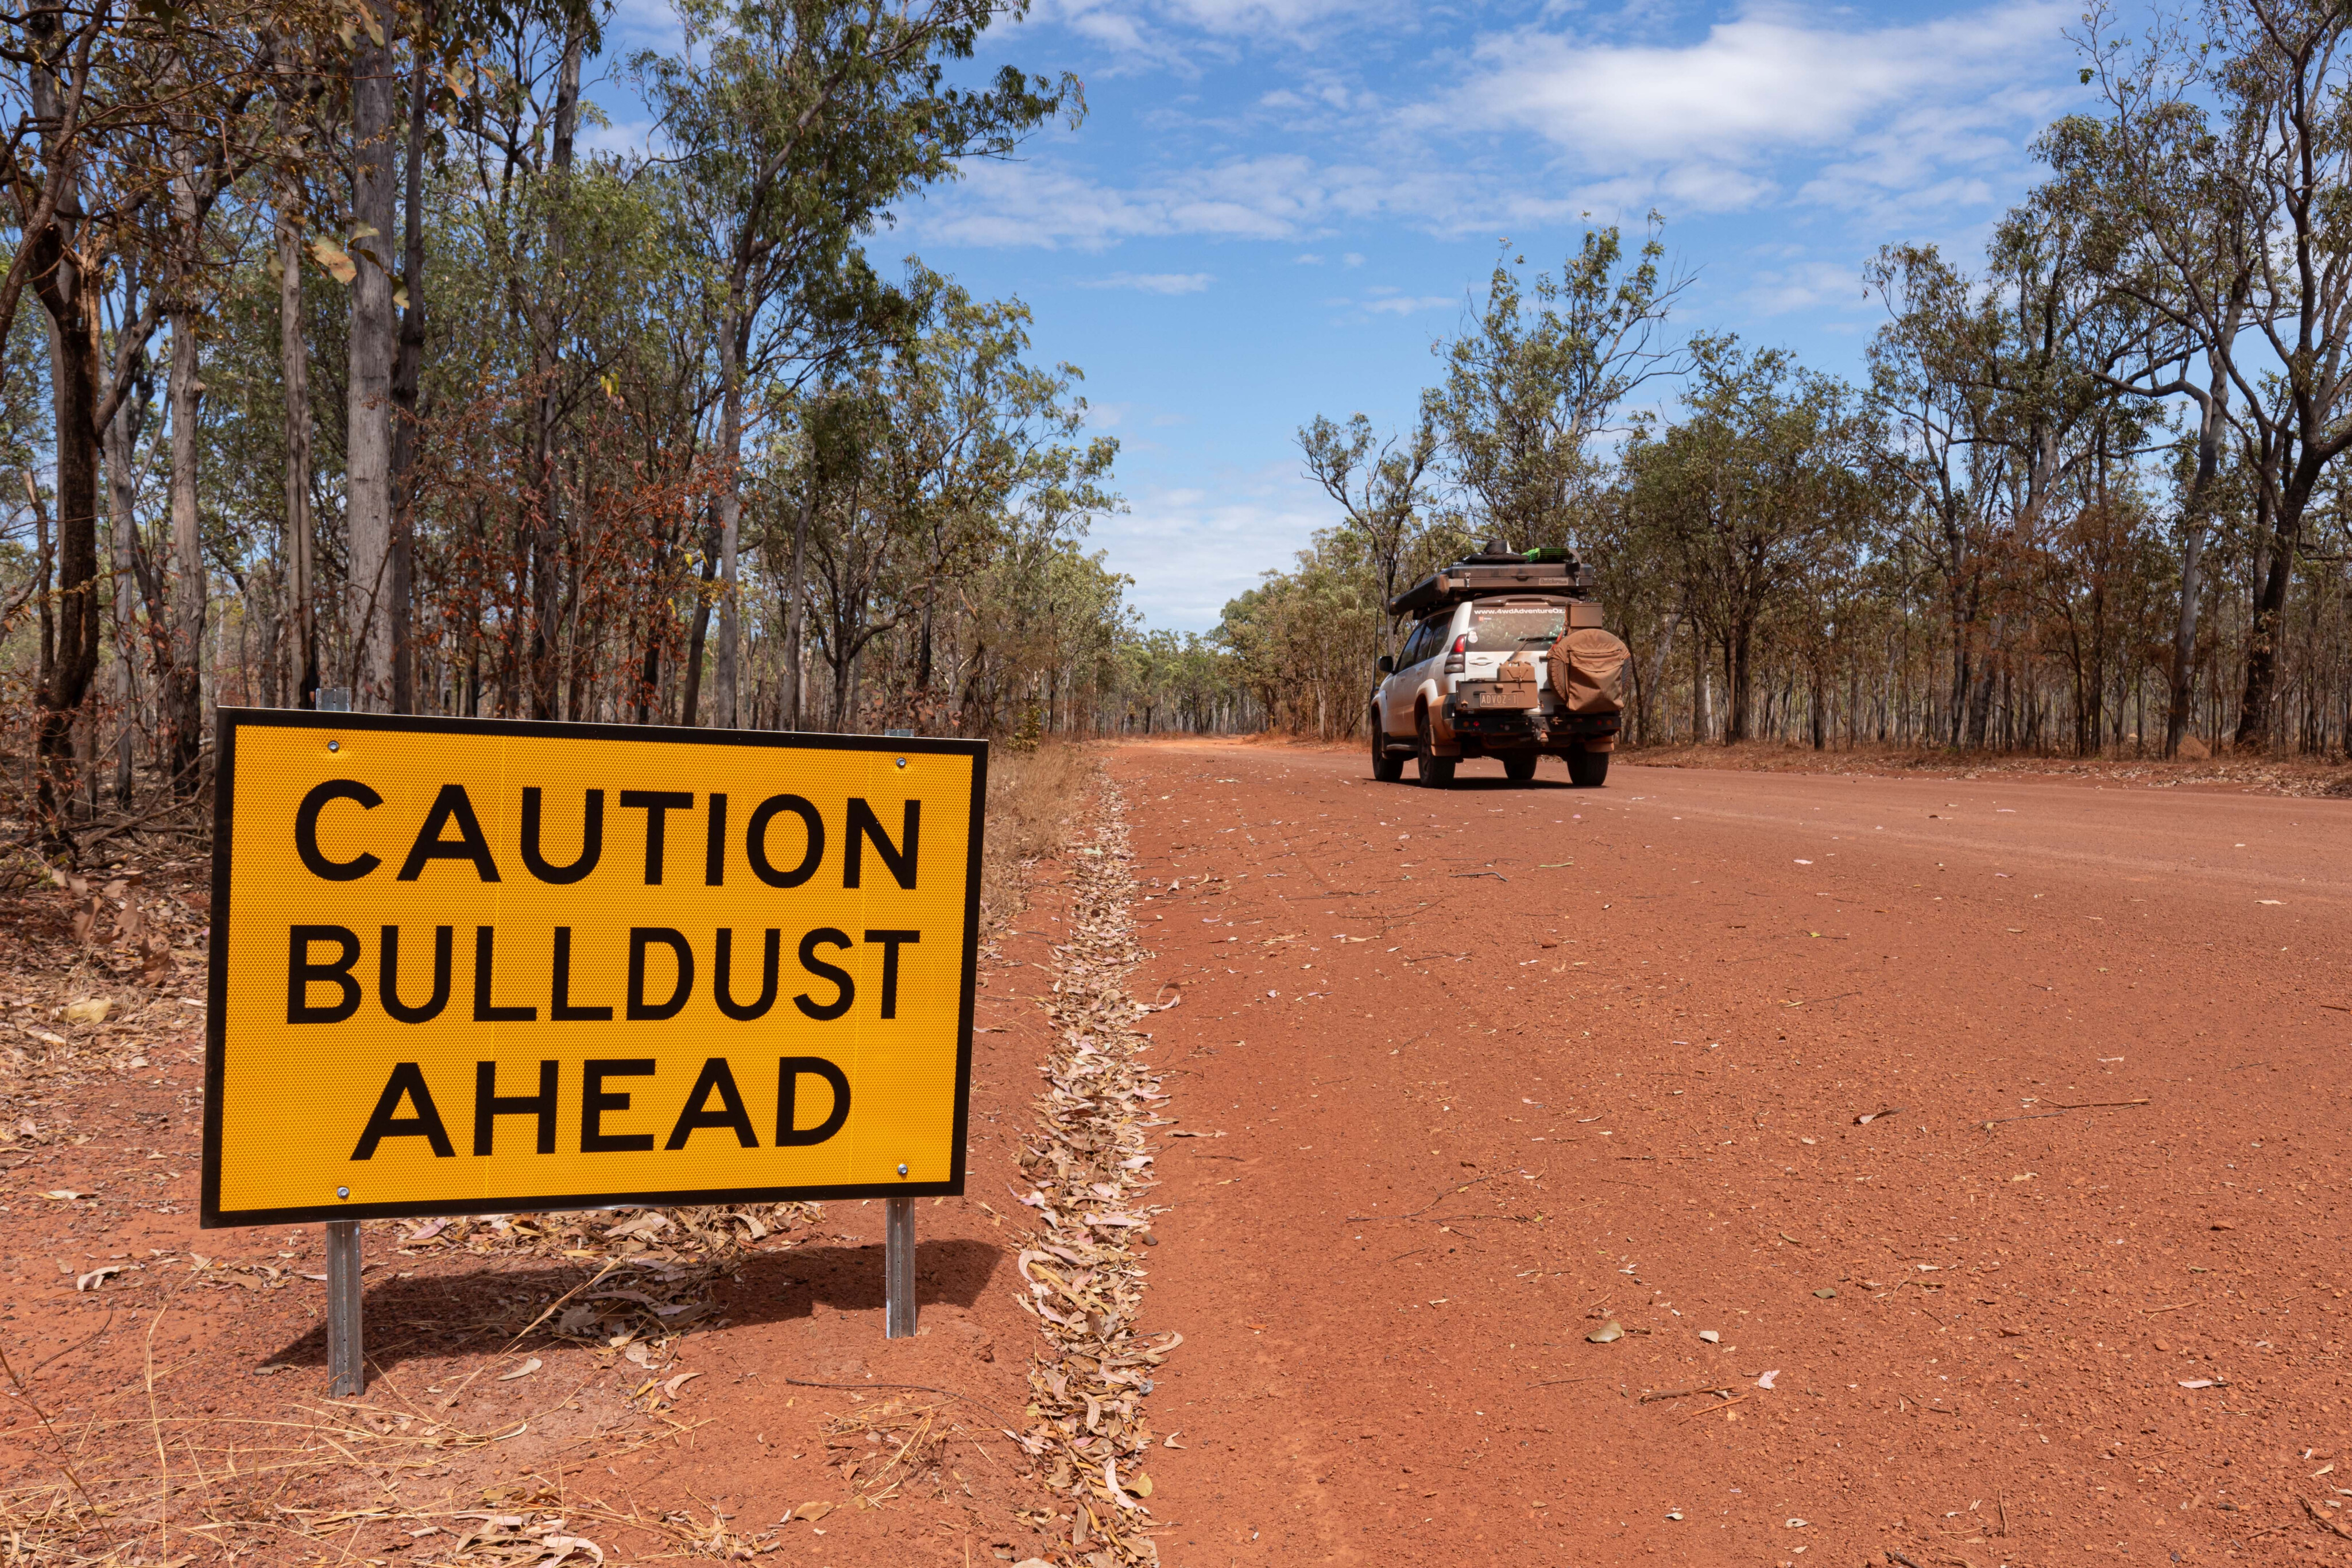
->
[386,0,434,716]
[914,575,935,707]
[26,24,100,845]
[347,7,398,711]
[1727,619,1753,743]
[2235,497,2302,752]
[2166,365,2227,758]
[1638,610,1678,747]
[102,402,137,804]
[277,180,317,708]
[783,480,813,728]
[163,304,206,792]
[680,517,718,725]
[713,295,749,729]
[25,472,53,684]
[527,22,582,721]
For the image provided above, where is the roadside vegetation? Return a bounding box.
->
[1235,0,2352,767]
[0,0,1194,860]
[14,0,2352,861]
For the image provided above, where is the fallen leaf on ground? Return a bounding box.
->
[496,1357,542,1381]
[1587,1321,1624,1344]
[63,998,111,1024]
[1757,1369,1780,1389]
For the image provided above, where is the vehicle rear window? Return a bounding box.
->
[1467,603,1567,645]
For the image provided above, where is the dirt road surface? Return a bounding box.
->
[1115,741,2352,1566]
[3,739,2347,1567]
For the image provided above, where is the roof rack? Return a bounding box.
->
[1388,547,1587,618]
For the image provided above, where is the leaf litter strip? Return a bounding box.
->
[1006,775,1182,1565]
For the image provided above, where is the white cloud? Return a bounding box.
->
[1020,0,1407,59]
[913,153,1388,249]
[1362,293,1455,315]
[1096,467,1339,629]
[1426,1,2068,213]
[922,0,2074,253]
[1083,270,1217,293]
[1735,258,1871,316]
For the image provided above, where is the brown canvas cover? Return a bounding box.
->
[1549,629,1629,714]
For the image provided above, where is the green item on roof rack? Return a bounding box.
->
[1523,547,1576,563]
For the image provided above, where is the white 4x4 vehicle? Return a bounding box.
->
[1370,548,1627,788]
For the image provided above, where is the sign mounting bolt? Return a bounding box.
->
[327,740,340,753]
[896,757,907,769]
[336,1186,350,1199]
[898,1163,909,1177]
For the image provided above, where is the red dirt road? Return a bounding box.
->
[1115,741,2352,1566]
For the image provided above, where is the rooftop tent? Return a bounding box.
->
[1387,545,1588,618]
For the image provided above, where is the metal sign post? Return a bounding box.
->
[885,1195,916,1337]
[325,1218,364,1393]
[313,688,367,1394]
[880,737,918,1338]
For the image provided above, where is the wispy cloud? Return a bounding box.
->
[1425,0,2070,214]
[921,0,2073,251]
[1736,258,1874,316]
[916,153,1384,249]
[1082,270,1217,293]
[1098,468,1339,627]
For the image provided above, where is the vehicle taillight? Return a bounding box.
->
[1444,634,1467,675]
[1451,636,1468,654]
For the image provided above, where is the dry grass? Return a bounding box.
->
[980,742,1096,937]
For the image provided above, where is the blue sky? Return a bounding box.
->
[602,0,2094,632]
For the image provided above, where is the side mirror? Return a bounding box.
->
[1375,655,1396,675]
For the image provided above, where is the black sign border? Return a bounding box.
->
[202,708,988,1228]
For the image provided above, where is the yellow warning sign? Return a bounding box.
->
[202,711,985,1227]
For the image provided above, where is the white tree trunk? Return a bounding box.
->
[278,185,315,706]
[346,16,397,711]
[712,302,745,729]
[165,306,205,776]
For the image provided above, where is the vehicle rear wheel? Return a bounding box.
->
[1415,707,1455,788]
[1566,746,1610,788]
[1502,754,1538,783]
[1371,708,1405,782]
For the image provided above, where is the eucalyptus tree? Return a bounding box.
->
[635,0,1078,729]
[1864,244,2005,743]
[1295,409,1434,648]
[877,269,1096,710]
[1422,218,1689,550]
[2049,10,2257,756]
[5,0,305,833]
[2073,0,2352,748]
[1626,335,1881,743]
